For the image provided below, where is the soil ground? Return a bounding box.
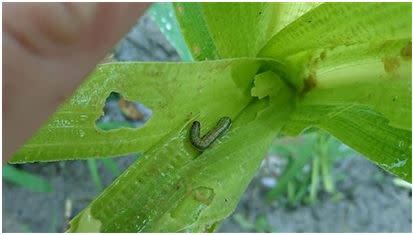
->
[3,14,412,233]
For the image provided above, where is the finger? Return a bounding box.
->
[3,3,150,162]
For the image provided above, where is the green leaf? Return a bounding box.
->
[259,3,411,59]
[87,159,103,191]
[3,165,52,192]
[174,3,220,60]
[11,59,282,163]
[148,3,193,61]
[69,91,295,232]
[281,38,411,181]
[302,40,410,129]
[148,4,412,185]
[201,3,320,58]
[251,71,284,99]
[284,104,411,181]
[173,2,411,182]
[100,158,121,177]
[173,3,319,60]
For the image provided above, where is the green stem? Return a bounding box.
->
[87,159,103,191]
[287,180,296,205]
[319,134,335,193]
[100,158,121,177]
[309,155,320,203]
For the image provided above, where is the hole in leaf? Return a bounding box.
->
[95,92,152,131]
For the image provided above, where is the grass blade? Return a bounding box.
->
[3,165,52,192]
[87,159,103,191]
[100,158,121,177]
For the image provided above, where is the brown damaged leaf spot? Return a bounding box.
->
[310,57,319,67]
[382,57,400,75]
[300,73,317,97]
[400,41,412,61]
[319,51,327,61]
[192,187,215,206]
[144,68,162,77]
[176,5,184,15]
[192,44,201,57]
[309,51,326,69]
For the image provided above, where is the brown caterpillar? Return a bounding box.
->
[190,117,232,151]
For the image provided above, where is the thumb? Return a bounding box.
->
[3,3,150,161]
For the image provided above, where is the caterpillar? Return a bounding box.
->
[190,117,232,151]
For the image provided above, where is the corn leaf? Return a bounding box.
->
[11,59,278,163]
[174,2,412,181]
[148,3,193,61]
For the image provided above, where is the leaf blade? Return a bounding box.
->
[259,3,412,59]
[11,59,272,163]
[3,165,52,192]
[68,86,295,232]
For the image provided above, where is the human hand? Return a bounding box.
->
[3,3,149,162]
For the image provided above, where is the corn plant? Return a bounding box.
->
[266,131,350,206]
[9,3,411,232]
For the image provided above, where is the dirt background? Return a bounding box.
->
[3,14,412,233]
